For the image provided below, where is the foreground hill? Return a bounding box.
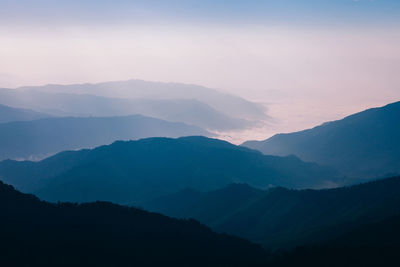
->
[0,180,266,267]
[0,104,50,123]
[2,180,399,267]
[143,176,400,249]
[0,136,341,204]
[0,115,210,161]
[272,214,400,267]
[243,101,400,179]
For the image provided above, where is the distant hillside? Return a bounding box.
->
[0,115,210,161]
[18,79,267,122]
[0,136,342,204]
[143,176,400,249]
[0,85,261,131]
[0,180,266,267]
[0,104,50,123]
[243,101,400,179]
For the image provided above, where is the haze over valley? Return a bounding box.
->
[1,1,400,266]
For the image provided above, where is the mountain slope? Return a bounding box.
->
[0,180,267,267]
[0,115,210,161]
[272,214,400,267]
[243,101,400,179]
[0,104,50,123]
[143,176,400,249]
[0,87,257,131]
[0,136,342,204]
[1,179,400,267]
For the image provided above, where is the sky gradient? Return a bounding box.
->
[1,0,399,141]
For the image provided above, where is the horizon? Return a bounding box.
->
[2,78,399,144]
[1,0,400,141]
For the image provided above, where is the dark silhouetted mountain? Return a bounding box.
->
[271,214,400,267]
[243,101,400,180]
[0,115,210,161]
[18,79,268,122]
[143,176,400,249]
[0,180,267,267]
[0,103,50,123]
[0,136,342,204]
[0,86,261,131]
[1,180,400,267]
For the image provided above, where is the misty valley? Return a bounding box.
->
[0,80,399,266]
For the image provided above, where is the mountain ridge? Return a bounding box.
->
[16,79,267,121]
[1,79,267,131]
[243,101,400,179]
[0,114,211,161]
[143,175,400,249]
[0,136,343,204]
[0,103,51,123]
[0,180,267,267]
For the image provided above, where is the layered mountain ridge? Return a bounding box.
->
[243,101,400,179]
[0,115,210,161]
[0,136,342,204]
[144,175,400,248]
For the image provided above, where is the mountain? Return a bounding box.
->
[0,104,50,123]
[143,176,400,249]
[0,136,342,204]
[0,83,263,131]
[271,214,400,267]
[243,101,400,179]
[1,180,400,267]
[0,115,210,161]
[17,79,267,122]
[0,180,267,267]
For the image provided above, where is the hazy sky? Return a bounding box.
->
[1,0,400,141]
